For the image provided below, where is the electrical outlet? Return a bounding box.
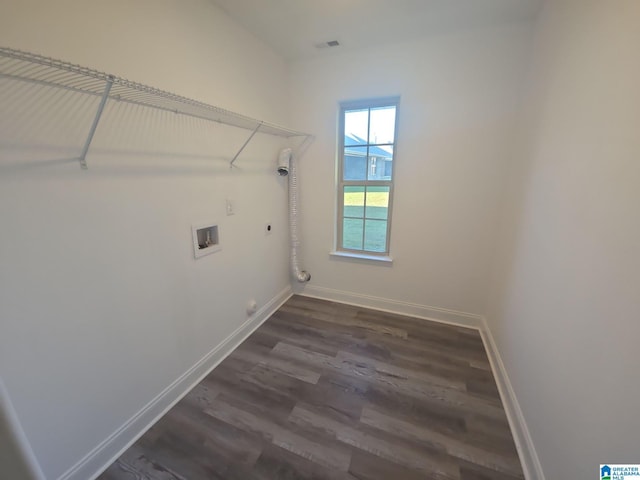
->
[247,299,258,315]
[265,223,273,235]
[226,198,234,216]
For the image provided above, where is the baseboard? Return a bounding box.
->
[480,317,545,480]
[298,285,483,329]
[59,286,293,480]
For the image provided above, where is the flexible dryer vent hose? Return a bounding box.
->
[288,150,311,283]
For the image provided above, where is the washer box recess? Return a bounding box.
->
[192,223,221,258]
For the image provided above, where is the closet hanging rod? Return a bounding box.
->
[0,47,311,152]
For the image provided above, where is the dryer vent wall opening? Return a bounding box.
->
[277,147,291,176]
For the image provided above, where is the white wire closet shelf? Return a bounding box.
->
[0,46,312,169]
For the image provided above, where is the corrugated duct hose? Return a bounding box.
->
[278,147,311,283]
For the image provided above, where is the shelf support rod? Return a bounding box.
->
[79,75,114,169]
[230,122,262,168]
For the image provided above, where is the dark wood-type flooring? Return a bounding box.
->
[100,295,524,480]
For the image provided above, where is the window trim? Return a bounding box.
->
[336,96,399,256]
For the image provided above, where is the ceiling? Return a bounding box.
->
[209,0,544,61]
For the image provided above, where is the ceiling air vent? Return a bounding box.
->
[315,40,340,49]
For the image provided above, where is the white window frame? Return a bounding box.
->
[336,97,399,258]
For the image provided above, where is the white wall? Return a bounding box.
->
[6,2,637,478]
[0,1,293,478]
[487,1,640,478]
[289,24,532,315]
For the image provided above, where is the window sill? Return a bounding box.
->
[330,251,393,264]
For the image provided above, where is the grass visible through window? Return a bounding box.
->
[343,186,389,252]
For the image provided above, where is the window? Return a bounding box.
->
[337,97,398,256]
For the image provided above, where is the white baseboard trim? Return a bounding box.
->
[480,317,545,480]
[59,286,293,480]
[299,285,544,480]
[298,285,483,329]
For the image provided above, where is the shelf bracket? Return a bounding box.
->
[78,75,114,169]
[229,122,262,168]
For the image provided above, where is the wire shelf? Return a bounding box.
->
[0,46,312,168]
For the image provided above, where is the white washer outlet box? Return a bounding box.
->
[192,223,221,258]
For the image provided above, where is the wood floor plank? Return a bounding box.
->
[100,444,187,480]
[321,370,471,438]
[252,443,357,480]
[201,365,297,421]
[271,341,337,369]
[229,344,322,384]
[354,309,467,341]
[180,381,221,411]
[329,354,506,420]
[458,459,526,480]
[99,295,524,480]
[245,367,366,422]
[336,349,468,391]
[348,449,427,480]
[463,414,520,456]
[360,406,524,477]
[258,322,341,357]
[139,428,254,480]
[205,395,352,472]
[172,403,263,465]
[266,313,397,361]
[289,403,461,480]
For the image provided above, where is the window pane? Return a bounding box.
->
[343,146,367,180]
[367,145,393,180]
[344,109,369,145]
[369,106,396,144]
[339,99,397,256]
[383,147,394,179]
[343,218,364,250]
[365,186,389,220]
[364,219,387,252]
[344,186,365,218]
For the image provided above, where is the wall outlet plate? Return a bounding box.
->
[265,222,273,235]
[226,198,235,216]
